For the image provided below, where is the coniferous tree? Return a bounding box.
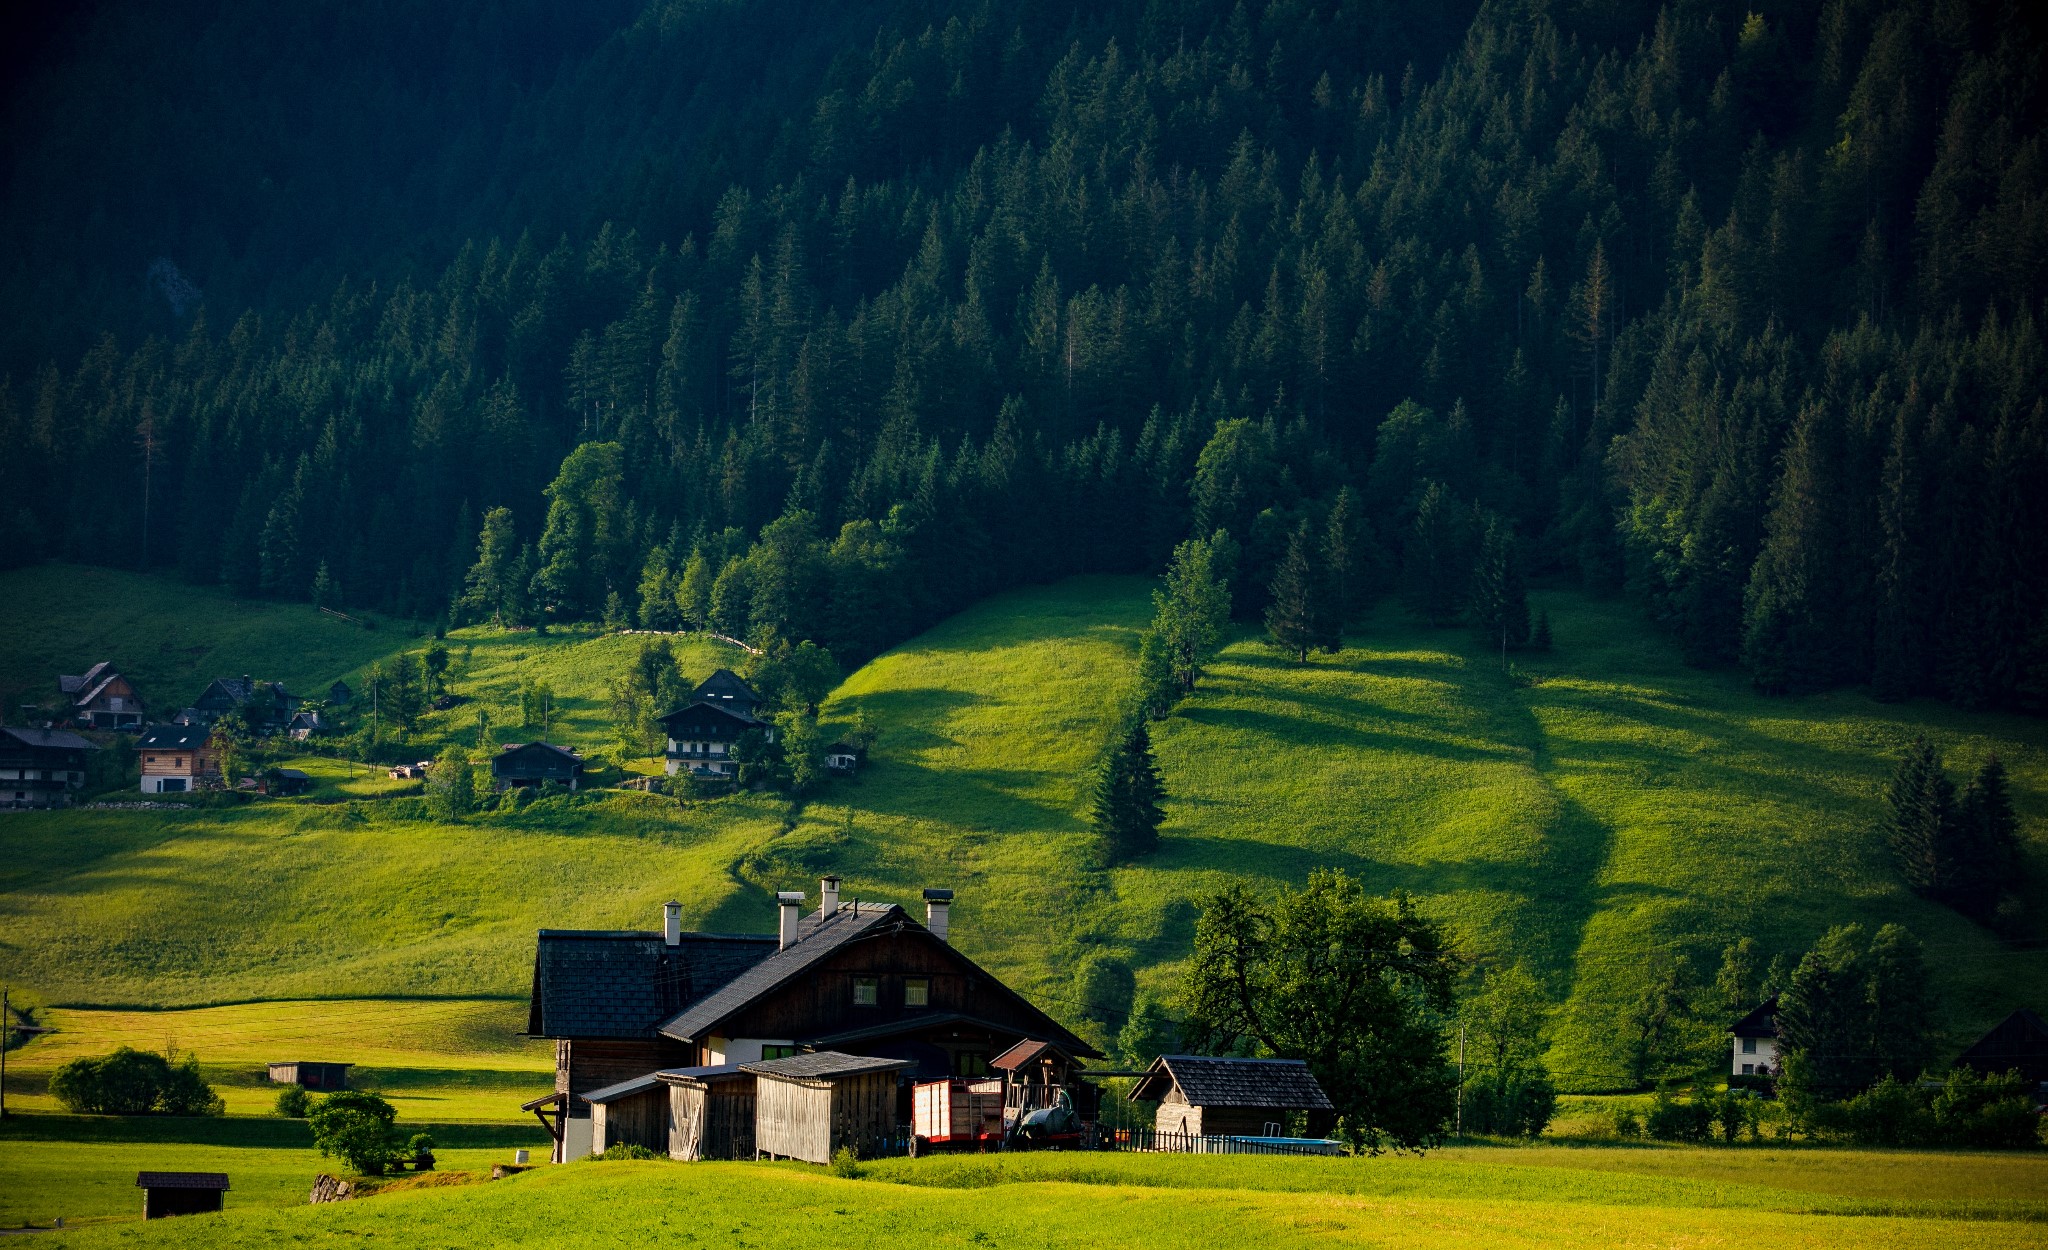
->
[1324,484,1367,626]
[1468,513,1530,662]
[1265,523,1334,662]
[1886,737,1956,899]
[1133,629,1179,720]
[1404,481,1470,626]
[1955,753,2021,922]
[459,507,519,627]
[1092,721,1165,863]
[1152,533,1231,694]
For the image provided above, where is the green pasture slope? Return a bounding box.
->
[0,568,2043,1091]
[15,1149,2048,1248]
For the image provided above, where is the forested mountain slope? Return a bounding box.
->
[3,0,2044,710]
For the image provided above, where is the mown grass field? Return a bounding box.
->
[1,569,2043,1091]
[10,1147,2044,1247]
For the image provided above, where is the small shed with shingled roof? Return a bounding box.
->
[744,1051,911,1163]
[1130,1055,1335,1138]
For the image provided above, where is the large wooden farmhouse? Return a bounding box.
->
[492,741,585,790]
[658,669,775,780]
[187,675,297,734]
[58,661,144,730]
[0,727,98,809]
[525,879,1095,1161]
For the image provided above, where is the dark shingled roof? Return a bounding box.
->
[1730,995,1779,1038]
[1,726,97,751]
[1129,1056,1335,1110]
[583,1073,666,1104]
[1956,1008,2048,1081]
[656,1063,749,1085]
[657,904,902,1043]
[136,724,209,751]
[693,669,760,706]
[528,930,778,1040]
[136,1172,230,1190]
[741,1050,912,1081]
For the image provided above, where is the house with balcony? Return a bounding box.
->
[0,727,98,808]
[658,670,774,780]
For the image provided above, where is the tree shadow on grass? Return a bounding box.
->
[1175,703,1522,766]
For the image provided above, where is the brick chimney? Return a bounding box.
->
[663,900,682,947]
[819,875,840,916]
[923,888,953,944]
[777,891,804,949]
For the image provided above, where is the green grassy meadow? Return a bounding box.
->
[1,567,2044,1094]
[8,1147,2043,1247]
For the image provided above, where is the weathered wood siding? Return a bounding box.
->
[592,1087,668,1154]
[668,1077,756,1161]
[754,1075,830,1163]
[557,1039,691,1107]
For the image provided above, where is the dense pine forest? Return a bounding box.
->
[2,0,2044,707]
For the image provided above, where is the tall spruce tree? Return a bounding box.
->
[1093,721,1166,863]
[1265,523,1336,661]
[1404,481,1470,626]
[1468,512,1530,662]
[1885,737,1957,898]
[1955,753,2021,921]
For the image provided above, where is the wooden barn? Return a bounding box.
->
[136,1172,227,1219]
[267,1061,351,1090]
[492,741,585,791]
[1957,1009,2048,1086]
[661,1064,757,1160]
[585,1073,669,1155]
[1132,1055,1335,1138]
[60,661,144,730]
[746,1051,910,1164]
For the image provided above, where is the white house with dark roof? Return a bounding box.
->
[1730,996,1779,1078]
[657,669,774,779]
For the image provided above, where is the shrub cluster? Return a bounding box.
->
[48,1048,223,1116]
[1816,1069,2042,1149]
[306,1090,435,1175]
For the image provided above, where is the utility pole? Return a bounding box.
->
[3,985,12,1120]
[1455,1023,1465,1138]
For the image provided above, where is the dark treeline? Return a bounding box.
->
[3,0,2045,704]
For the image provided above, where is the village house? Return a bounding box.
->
[187,675,298,734]
[1729,996,1779,1079]
[1131,1055,1336,1140]
[286,709,330,740]
[135,724,217,794]
[58,662,144,730]
[524,879,1095,1162]
[1956,1009,2048,1090]
[492,741,584,791]
[658,670,775,780]
[0,726,98,809]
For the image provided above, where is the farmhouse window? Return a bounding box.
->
[904,978,930,1007]
[1742,1063,1754,1075]
[146,756,156,763]
[853,977,878,1006]
[762,1044,797,1060]
[1741,1038,1756,1054]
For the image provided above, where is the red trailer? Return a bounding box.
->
[912,1078,1005,1151]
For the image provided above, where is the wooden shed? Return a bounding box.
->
[585,1073,669,1155]
[744,1051,911,1164]
[137,1172,228,1219]
[267,1061,351,1090]
[1131,1055,1335,1138]
[660,1064,756,1160]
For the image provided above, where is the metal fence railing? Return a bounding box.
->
[1084,1125,1343,1156]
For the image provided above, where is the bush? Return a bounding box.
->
[830,1145,864,1178]
[1643,1088,1713,1142]
[274,1085,313,1118]
[1930,1068,2041,1149]
[308,1090,402,1175]
[48,1048,224,1116]
[1461,1072,1557,1138]
[407,1132,438,1171]
[1609,1106,1644,1139]
[591,1143,663,1161]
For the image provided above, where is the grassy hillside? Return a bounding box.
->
[1,569,2043,1090]
[13,1148,2044,1246]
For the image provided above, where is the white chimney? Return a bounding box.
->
[663,900,682,947]
[923,888,953,944]
[777,891,804,949]
[819,875,841,916]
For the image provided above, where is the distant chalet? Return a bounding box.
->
[658,669,775,780]
[136,724,215,795]
[493,741,584,791]
[58,661,144,730]
[0,726,98,809]
[188,675,298,734]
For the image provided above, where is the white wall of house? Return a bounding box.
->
[702,1036,794,1066]
[557,1114,593,1163]
[1731,1035,1777,1076]
[141,775,190,794]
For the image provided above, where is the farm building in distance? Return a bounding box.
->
[659,670,775,780]
[493,741,584,790]
[0,726,97,809]
[58,661,144,730]
[135,724,216,794]
[1131,1055,1335,1139]
[136,1172,228,1219]
[1956,1009,2048,1087]
[267,1061,351,1090]
[525,881,1095,1162]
